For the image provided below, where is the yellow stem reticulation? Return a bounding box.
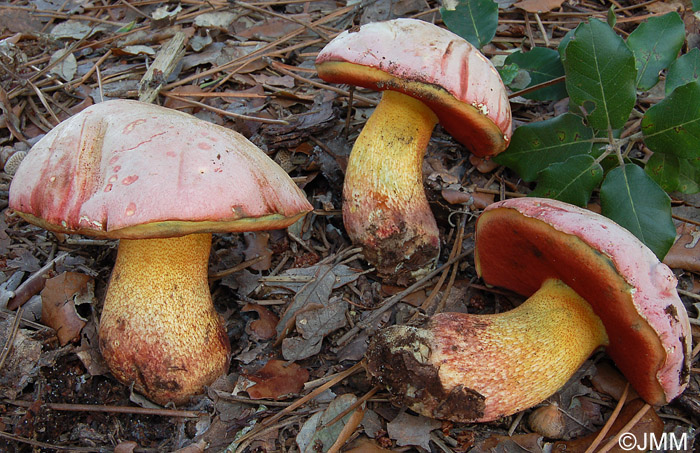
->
[99,233,230,405]
[367,279,609,422]
[343,90,440,284]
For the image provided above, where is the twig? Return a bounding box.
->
[596,402,651,453]
[4,399,205,418]
[0,306,24,372]
[162,93,290,124]
[209,255,266,280]
[138,31,188,103]
[232,361,365,451]
[584,383,629,453]
[0,431,103,452]
[335,248,474,346]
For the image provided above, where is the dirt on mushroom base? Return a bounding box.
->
[365,321,488,422]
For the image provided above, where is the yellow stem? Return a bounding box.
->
[99,233,230,405]
[343,89,440,283]
[368,279,609,422]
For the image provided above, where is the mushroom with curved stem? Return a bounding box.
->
[9,100,313,405]
[316,18,512,285]
[366,198,690,422]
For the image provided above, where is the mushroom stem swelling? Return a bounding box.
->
[99,233,230,405]
[366,279,609,422]
[343,90,439,283]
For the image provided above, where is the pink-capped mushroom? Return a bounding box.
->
[315,18,512,284]
[9,100,313,405]
[366,198,690,422]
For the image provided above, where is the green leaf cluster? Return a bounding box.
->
[489,13,699,260]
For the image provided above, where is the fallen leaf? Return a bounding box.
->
[296,394,361,452]
[244,359,309,400]
[41,272,93,345]
[49,49,77,82]
[242,303,279,340]
[663,221,700,272]
[552,399,663,453]
[194,11,236,29]
[243,231,272,271]
[474,433,544,452]
[50,20,100,40]
[0,318,42,399]
[236,16,308,40]
[513,0,565,13]
[386,412,441,450]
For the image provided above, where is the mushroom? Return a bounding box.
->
[9,100,313,405]
[315,18,511,284]
[365,198,690,422]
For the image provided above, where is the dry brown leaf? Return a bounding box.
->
[663,222,700,272]
[552,399,663,453]
[241,303,279,340]
[0,319,42,399]
[513,0,565,13]
[386,412,441,450]
[243,231,272,271]
[40,272,93,345]
[474,433,544,452]
[244,359,309,400]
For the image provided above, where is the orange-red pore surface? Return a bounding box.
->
[475,199,690,406]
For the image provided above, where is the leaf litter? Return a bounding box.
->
[0,0,698,451]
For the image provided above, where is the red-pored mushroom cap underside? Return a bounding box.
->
[315,18,512,157]
[474,198,690,406]
[9,100,313,239]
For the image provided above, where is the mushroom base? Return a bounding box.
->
[366,279,609,422]
[99,233,230,405]
[343,90,440,285]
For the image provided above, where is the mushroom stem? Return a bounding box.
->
[366,279,609,422]
[343,89,440,284]
[99,233,230,405]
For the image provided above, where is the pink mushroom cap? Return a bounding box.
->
[315,18,512,157]
[9,100,312,238]
[475,197,691,405]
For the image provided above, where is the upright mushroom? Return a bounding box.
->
[316,18,512,284]
[366,198,690,422]
[9,100,313,405]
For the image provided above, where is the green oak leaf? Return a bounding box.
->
[642,81,700,159]
[678,158,700,193]
[627,12,685,91]
[505,47,567,101]
[498,63,520,86]
[666,48,700,95]
[494,113,593,181]
[600,164,675,260]
[563,19,637,131]
[644,152,680,192]
[440,0,498,49]
[530,155,603,207]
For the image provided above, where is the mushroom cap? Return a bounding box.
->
[9,100,312,238]
[315,18,512,157]
[474,198,691,406]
